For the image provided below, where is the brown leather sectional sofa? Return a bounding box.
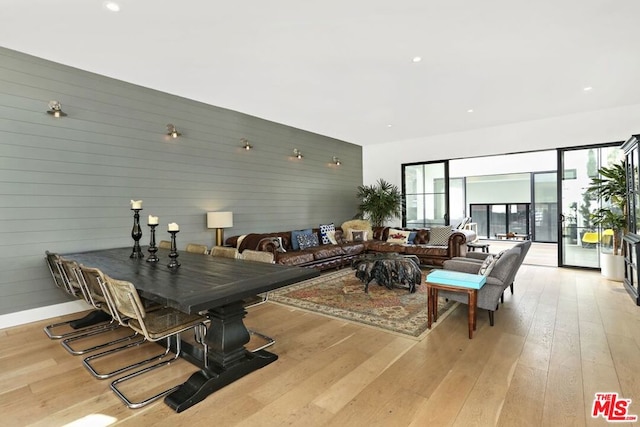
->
[225,225,475,271]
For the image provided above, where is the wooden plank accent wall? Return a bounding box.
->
[0,47,362,315]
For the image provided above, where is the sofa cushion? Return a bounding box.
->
[305,245,345,260]
[387,229,411,244]
[319,223,335,244]
[479,255,496,276]
[429,226,451,245]
[351,230,368,241]
[340,242,366,255]
[291,229,313,250]
[341,220,374,242]
[297,233,320,250]
[276,251,315,266]
[413,229,430,244]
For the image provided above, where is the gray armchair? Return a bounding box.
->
[450,240,530,298]
[439,245,522,326]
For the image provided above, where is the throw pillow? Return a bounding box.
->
[429,226,452,245]
[479,254,496,276]
[408,231,417,244]
[387,228,411,244]
[351,230,367,242]
[297,233,319,250]
[291,229,313,251]
[326,230,338,244]
[319,223,336,245]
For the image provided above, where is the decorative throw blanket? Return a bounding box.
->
[237,233,268,253]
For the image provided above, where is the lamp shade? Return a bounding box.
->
[207,211,233,229]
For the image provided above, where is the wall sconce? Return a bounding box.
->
[293,149,303,159]
[241,138,253,150]
[47,101,67,118]
[207,211,234,247]
[166,124,181,139]
[332,156,342,166]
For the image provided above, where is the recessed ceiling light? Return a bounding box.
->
[583,86,593,91]
[103,1,120,12]
[412,56,422,63]
[387,124,393,128]
[467,109,474,113]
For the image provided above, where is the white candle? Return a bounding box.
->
[148,215,158,225]
[168,222,179,232]
[130,200,142,209]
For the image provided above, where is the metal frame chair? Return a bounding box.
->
[185,243,208,254]
[239,250,276,352]
[60,265,144,355]
[103,276,209,408]
[43,252,111,339]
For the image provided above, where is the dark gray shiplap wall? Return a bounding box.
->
[0,47,362,316]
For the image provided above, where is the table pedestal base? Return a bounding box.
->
[165,349,277,412]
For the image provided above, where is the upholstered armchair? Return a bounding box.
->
[439,245,522,326]
[450,240,531,298]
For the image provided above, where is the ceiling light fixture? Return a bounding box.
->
[412,56,422,63]
[166,124,181,139]
[241,138,253,150]
[583,86,593,92]
[47,100,67,118]
[103,1,120,12]
[467,109,474,113]
[332,156,341,166]
[293,148,303,159]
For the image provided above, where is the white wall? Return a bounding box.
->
[363,103,640,191]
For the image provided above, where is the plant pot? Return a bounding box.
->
[600,252,624,282]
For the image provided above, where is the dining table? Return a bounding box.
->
[64,246,320,412]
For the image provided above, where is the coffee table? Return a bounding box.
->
[352,253,421,293]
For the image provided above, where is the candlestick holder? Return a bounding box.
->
[167,230,180,268]
[130,208,144,259]
[147,224,159,262]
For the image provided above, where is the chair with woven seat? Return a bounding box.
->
[102,275,209,408]
[158,240,171,250]
[185,243,208,254]
[43,253,112,340]
[210,246,238,259]
[61,265,144,355]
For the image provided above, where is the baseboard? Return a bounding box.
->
[0,300,92,330]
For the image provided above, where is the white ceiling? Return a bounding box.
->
[3,1,640,146]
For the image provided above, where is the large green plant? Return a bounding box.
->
[586,162,627,255]
[356,179,403,227]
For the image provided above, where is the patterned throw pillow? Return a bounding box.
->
[297,233,320,250]
[351,230,367,242]
[326,230,338,244]
[386,228,411,244]
[429,226,452,246]
[319,223,336,244]
[479,254,496,276]
[291,229,313,250]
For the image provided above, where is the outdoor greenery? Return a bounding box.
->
[355,179,403,227]
[585,161,627,255]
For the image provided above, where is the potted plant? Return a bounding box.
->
[586,161,627,280]
[355,179,403,227]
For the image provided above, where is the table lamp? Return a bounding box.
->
[207,211,234,247]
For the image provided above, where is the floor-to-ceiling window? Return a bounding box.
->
[402,161,449,227]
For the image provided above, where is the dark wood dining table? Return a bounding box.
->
[64,246,319,412]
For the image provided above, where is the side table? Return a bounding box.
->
[467,242,490,253]
[425,270,486,339]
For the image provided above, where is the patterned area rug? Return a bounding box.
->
[270,268,456,338]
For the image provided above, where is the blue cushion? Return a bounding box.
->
[297,233,319,250]
[408,231,417,244]
[291,229,313,251]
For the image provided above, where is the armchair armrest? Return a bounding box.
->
[442,259,481,274]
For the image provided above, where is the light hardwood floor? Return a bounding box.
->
[1,264,639,426]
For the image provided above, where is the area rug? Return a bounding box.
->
[270,268,456,338]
